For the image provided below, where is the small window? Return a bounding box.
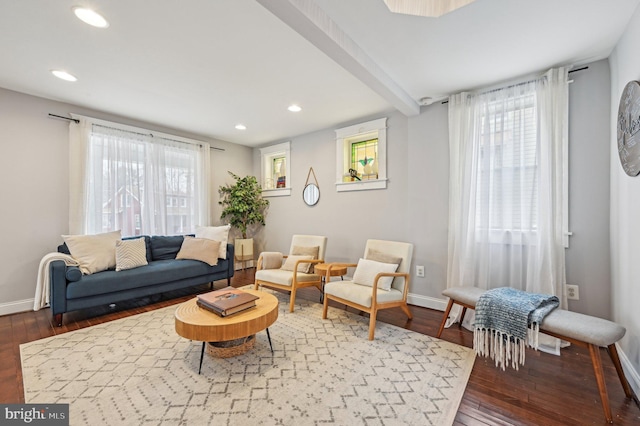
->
[260,142,291,197]
[350,138,379,181]
[335,118,387,192]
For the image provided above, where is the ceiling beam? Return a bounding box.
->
[257,0,420,116]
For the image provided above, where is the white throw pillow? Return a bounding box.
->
[62,230,122,275]
[195,224,230,259]
[281,255,314,273]
[115,238,148,271]
[176,236,221,266]
[352,258,399,291]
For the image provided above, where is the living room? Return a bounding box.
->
[2,1,640,424]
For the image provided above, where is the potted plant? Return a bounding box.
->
[219,171,269,269]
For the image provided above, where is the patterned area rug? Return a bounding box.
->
[21,290,474,425]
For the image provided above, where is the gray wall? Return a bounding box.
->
[254,59,613,315]
[0,87,253,314]
[251,111,412,276]
[565,59,612,319]
[0,58,614,323]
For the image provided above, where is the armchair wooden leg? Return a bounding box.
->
[368,310,377,340]
[254,281,259,290]
[322,295,329,319]
[289,288,297,313]
[400,303,413,320]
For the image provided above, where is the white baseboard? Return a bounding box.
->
[0,298,35,316]
[618,343,640,400]
[407,292,448,312]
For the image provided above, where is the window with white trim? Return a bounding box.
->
[260,141,291,197]
[335,118,387,192]
[477,93,538,232]
[76,117,209,237]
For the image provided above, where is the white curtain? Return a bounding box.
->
[69,115,210,236]
[446,68,569,335]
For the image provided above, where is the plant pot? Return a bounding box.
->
[235,238,254,270]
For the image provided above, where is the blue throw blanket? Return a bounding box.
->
[474,287,559,370]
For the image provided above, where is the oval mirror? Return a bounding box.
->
[303,183,320,206]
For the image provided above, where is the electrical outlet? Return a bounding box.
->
[566,284,579,300]
[416,265,425,277]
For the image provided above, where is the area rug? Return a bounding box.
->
[21,290,475,425]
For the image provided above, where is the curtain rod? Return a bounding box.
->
[48,113,225,151]
[48,113,79,123]
[440,66,589,105]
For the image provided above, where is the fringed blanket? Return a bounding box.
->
[474,287,559,370]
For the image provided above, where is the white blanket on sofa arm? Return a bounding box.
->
[34,252,80,311]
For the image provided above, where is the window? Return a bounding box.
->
[349,138,379,181]
[335,118,387,192]
[260,142,291,197]
[71,115,210,237]
[476,93,538,232]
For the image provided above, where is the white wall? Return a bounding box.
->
[609,6,640,397]
[0,87,253,315]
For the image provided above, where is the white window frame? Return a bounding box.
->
[69,113,210,236]
[260,141,291,197]
[335,118,387,192]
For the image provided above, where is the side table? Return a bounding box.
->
[314,263,348,302]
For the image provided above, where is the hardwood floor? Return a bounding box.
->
[2,269,639,425]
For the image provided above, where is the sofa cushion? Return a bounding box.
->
[195,225,230,259]
[324,280,403,307]
[115,238,148,271]
[66,259,226,299]
[65,266,82,282]
[281,255,314,273]
[352,258,399,291]
[124,235,152,263]
[150,235,186,260]
[365,249,402,267]
[176,236,220,266]
[62,230,122,275]
[291,245,319,273]
[255,269,319,287]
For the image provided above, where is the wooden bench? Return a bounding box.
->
[437,286,634,424]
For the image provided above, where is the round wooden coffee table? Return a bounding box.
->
[175,289,278,373]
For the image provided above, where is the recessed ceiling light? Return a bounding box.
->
[72,7,110,28]
[235,124,247,130]
[287,104,302,112]
[51,70,78,82]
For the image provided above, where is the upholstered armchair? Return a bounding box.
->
[254,235,327,313]
[322,239,413,340]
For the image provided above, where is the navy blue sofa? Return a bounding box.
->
[49,235,235,326]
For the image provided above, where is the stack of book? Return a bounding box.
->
[196,287,259,317]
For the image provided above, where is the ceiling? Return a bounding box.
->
[1,0,638,147]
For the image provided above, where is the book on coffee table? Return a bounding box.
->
[197,287,259,317]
